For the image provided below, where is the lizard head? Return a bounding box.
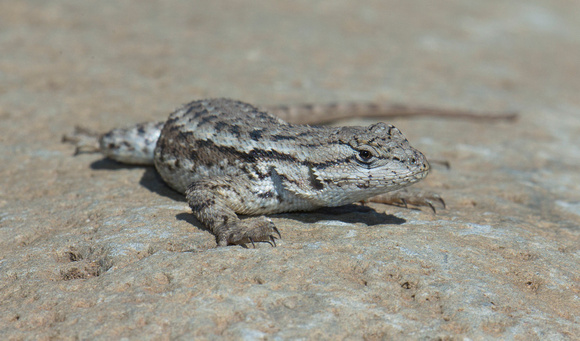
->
[309,123,430,205]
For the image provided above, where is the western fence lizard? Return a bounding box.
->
[65,98,514,246]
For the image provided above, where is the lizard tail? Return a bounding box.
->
[265,102,518,125]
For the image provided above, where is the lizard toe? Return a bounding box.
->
[222,216,281,247]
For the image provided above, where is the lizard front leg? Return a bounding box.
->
[368,189,446,213]
[185,178,281,247]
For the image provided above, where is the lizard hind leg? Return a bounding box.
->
[185,178,281,247]
[63,121,165,166]
[62,126,102,155]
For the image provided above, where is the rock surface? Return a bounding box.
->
[1,1,579,339]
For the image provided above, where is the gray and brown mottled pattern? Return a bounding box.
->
[96,98,430,246]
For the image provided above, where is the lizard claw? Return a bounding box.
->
[269,235,277,247]
[438,197,446,209]
[427,202,436,214]
[422,195,446,213]
[272,225,282,239]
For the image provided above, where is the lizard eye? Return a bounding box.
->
[357,149,374,163]
[359,150,371,159]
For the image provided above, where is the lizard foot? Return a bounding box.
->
[218,216,281,247]
[368,189,445,213]
[62,126,101,155]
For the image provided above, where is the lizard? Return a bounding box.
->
[65,98,516,247]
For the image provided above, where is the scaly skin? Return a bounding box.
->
[97,98,429,246]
